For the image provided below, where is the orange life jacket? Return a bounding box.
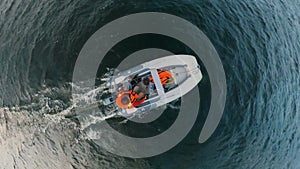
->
[150,70,173,85]
[129,90,139,103]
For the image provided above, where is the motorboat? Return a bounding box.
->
[103,55,202,117]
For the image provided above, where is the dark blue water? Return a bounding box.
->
[0,0,299,168]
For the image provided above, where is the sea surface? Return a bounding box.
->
[0,0,299,168]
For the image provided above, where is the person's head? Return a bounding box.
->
[123,82,131,91]
[142,77,150,86]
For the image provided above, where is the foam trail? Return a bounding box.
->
[61,69,118,121]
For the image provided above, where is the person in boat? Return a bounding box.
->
[116,77,150,108]
[130,77,150,106]
[130,74,141,86]
[122,77,132,92]
[133,77,150,97]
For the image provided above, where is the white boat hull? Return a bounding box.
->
[108,55,202,117]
